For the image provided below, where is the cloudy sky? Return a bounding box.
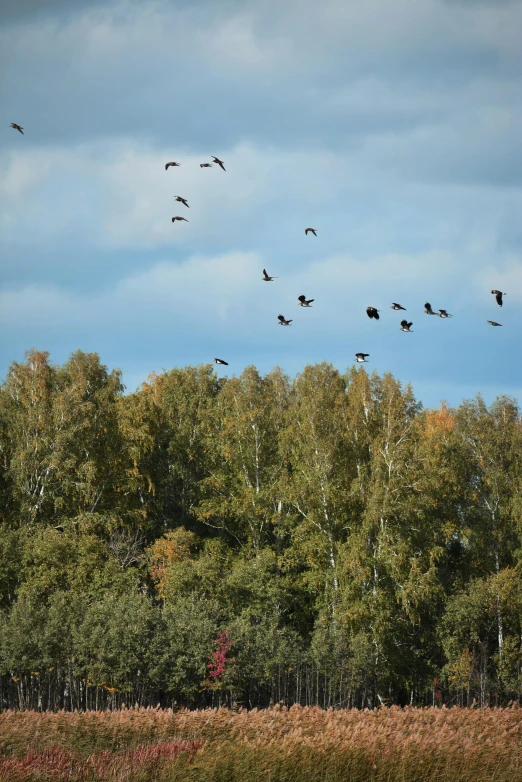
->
[1,0,521,408]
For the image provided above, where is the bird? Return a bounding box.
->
[278,314,292,326]
[262,269,278,281]
[10,123,23,134]
[366,307,379,320]
[298,295,314,307]
[165,162,180,170]
[214,358,229,365]
[391,303,406,311]
[305,228,317,236]
[200,163,213,168]
[172,216,189,222]
[355,353,369,363]
[487,320,502,327]
[491,290,506,307]
[424,302,437,315]
[174,196,190,208]
[438,309,452,318]
[212,156,226,171]
[400,320,413,332]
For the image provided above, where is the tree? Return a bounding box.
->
[196,366,291,550]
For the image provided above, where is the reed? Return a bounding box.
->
[0,705,520,781]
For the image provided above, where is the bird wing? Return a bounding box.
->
[278,315,285,322]
[400,320,408,327]
[298,295,306,302]
[495,292,503,306]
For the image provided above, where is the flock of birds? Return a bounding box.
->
[9,122,509,369]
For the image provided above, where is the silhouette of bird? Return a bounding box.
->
[10,123,23,134]
[262,269,278,281]
[200,163,213,168]
[165,162,180,170]
[278,314,292,326]
[298,295,314,307]
[305,228,317,236]
[172,216,189,223]
[355,353,369,363]
[487,320,502,327]
[400,320,413,332]
[212,156,226,171]
[391,303,406,311]
[214,358,228,365]
[491,290,506,307]
[366,307,379,320]
[438,309,452,318]
[174,196,189,208]
[424,302,437,315]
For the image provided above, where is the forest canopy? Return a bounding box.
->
[0,349,520,711]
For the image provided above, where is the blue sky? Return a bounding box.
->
[1,0,521,409]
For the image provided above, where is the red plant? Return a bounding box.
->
[207,630,233,681]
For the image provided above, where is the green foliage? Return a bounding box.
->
[0,349,521,708]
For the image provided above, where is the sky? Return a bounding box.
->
[1,0,521,409]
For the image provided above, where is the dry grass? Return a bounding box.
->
[0,705,520,781]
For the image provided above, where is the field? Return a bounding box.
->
[0,705,521,781]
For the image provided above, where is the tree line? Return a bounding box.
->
[0,348,520,711]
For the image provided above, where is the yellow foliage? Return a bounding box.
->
[423,404,456,437]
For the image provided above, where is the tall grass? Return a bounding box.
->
[0,705,520,781]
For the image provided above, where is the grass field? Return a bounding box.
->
[0,704,520,781]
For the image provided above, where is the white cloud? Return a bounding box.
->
[0,251,262,332]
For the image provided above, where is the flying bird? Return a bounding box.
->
[172,216,189,222]
[491,290,506,307]
[298,295,314,307]
[174,196,190,208]
[305,228,317,236]
[424,302,437,315]
[214,358,229,365]
[278,314,292,326]
[212,156,226,171]
[487,320,502,327]
[400,320,413,332]
[165,162,180,170]
[391,303,406,311]
[438,309,452,318]
[355,353,369,363]
[262,269,278,281]
[366,307,380,320]
[9,123,23,134]
[200,163,213,168]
